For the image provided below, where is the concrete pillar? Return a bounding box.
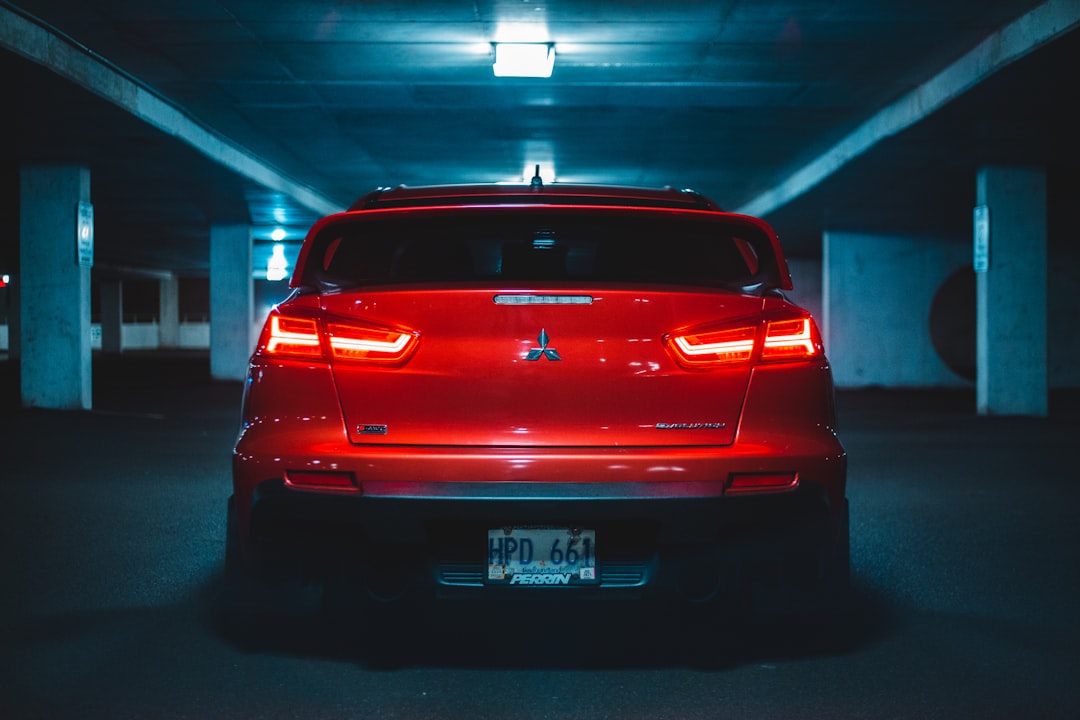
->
[100,280,123,354]
[5,277,18,360]
[2,162,18,361]
[975,167,1048,416]
[823,230,969,389]
[210,224,253,381]
[159,274,180,349]
[19,164,92,409]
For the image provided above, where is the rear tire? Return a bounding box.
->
[219,496,321,648]
[224,495,242,577]
[220,496,261,643]
[828,497,851,600]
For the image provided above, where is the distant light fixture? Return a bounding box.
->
[266,243,289,282]
[0,274,9,287]
[493,43,554,78]
[270,227,287,241]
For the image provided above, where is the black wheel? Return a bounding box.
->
[219,496,323,648]
[220,496,262,644]
[224,495,242,576]
[828,497,851,598]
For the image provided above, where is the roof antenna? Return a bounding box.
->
[530,164,543,189]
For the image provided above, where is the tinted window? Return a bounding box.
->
[305,210,777,291]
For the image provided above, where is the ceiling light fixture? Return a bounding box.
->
[493,43,554,78]
[266,243,289,282]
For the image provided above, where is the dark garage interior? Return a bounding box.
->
[2,1,1079,717]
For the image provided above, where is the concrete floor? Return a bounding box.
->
[1,352,1077,719]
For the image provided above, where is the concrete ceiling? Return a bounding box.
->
[2,0,1078,278]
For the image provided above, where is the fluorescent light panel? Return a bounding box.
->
[493,43,554,78]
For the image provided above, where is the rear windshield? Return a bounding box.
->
[301,209,780,292]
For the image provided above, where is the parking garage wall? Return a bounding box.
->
[824,231,971,389]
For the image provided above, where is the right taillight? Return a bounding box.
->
[665,313,823,369]
[256,308,420,365]
[761,317,822,361]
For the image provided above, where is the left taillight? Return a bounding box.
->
[666,325,757,368]
[664,312,823,370]
[256,308,420,365]
[261,314,323,359]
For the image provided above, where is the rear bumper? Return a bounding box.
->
[236,472,847,605]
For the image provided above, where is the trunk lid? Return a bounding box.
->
[322,287,763,448]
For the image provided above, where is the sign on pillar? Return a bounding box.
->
[77,201,94,268]
[973,205,989,273]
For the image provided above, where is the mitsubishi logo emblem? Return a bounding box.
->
[526,329,561,361]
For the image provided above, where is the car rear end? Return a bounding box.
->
[229,187,847,615]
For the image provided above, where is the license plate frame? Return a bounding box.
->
[487,526,598,586]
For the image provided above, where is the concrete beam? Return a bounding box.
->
[737,0,1080,218]
[0,5,342,219]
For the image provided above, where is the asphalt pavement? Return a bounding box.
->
[1,352,1077,719]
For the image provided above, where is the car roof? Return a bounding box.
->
[349,183,722,211]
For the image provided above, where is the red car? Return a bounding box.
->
[228,181,847,615]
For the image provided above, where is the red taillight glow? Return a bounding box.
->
[284,470,360,492]
[666,325,757,367]
[762,318,818,360]
[665,314,822,369]
[258,309,420,365]
[327,323,419,364]
[728,472,799,494]
[265,315,322,358]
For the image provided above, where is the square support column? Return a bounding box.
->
[210,224,253,381]
[5,277,18,360]
[19,164,92,409]
[159,274,180,349]
[2,162,18,361]
[100,280,123,354]
[975,167,1047,416]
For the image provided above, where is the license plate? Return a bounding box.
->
[487,526,598,585]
